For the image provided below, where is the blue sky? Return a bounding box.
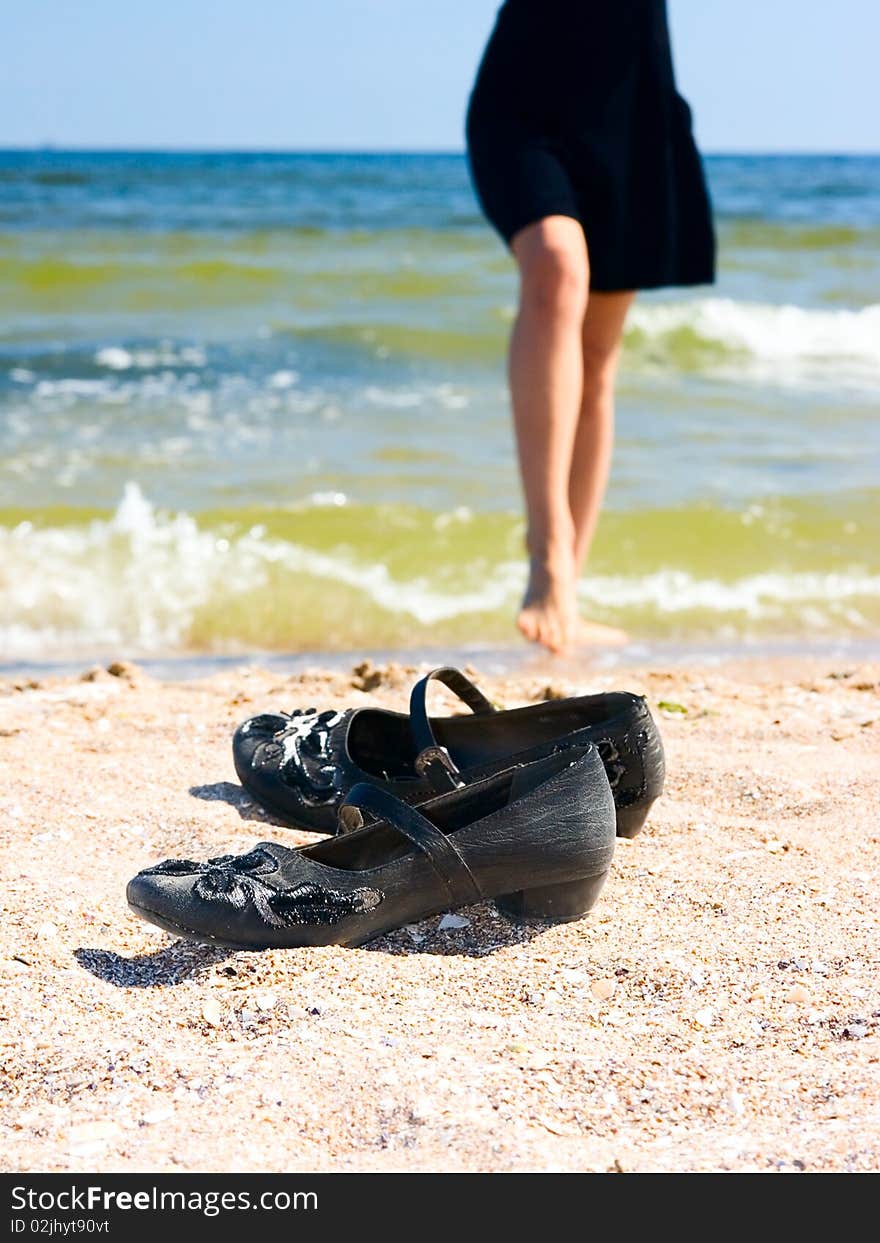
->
[3,0,877,152]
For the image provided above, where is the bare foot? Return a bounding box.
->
[517,549,577,654]
[574,617,629,646]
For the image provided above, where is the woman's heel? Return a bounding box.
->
[615,801,650,840]
[495,869,611,924]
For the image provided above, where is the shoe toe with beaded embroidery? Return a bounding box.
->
[128,746,616,949]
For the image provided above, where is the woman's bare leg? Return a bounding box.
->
[509,217,589,653]
[568,290,634,642]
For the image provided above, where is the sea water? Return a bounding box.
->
[0,151,877,658]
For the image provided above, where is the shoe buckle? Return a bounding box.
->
[415,745,464,790]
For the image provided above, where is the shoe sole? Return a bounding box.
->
[127,864,612,951]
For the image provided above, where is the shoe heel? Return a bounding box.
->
[496,869,611,923]
[615,802,650,840]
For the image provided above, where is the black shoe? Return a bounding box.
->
[232,666,664,840]
[127,746,616,949]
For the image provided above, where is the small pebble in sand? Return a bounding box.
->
[255,991,277,1012]
[591,978,616,1001]
[69,1121,119,1145]
[409,1098,436,1123]
[79,667,108,683]
[438,913,470,931]
[142,1107,174,1125]
[843,1024,868,1040]
[693,1007,716,1028]
[202,999,223,1027]
[107,660,139,679]
[37,922,58,939]
[785,985,810,1005]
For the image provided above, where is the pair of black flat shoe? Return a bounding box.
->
[127,666,665,949]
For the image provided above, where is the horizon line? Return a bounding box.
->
[1,144,879,159]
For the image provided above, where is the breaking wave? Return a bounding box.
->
[1,485,877,659]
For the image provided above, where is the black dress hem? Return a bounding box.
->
[465,0,716,291]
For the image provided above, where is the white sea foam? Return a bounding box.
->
[0,484,261,654]
[577,569,880,619]
[627,298,880,389]
[94,344,206,371]
[363,386,424,409]
[36,378,111,397]
[0,484,510,655]
[268,369,299,389]
[308,491,348,507]
[363,383,470,411]
[0,485,876,658]
[95,347,134,371]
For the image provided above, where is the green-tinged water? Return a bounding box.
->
[1,489,876,657]
[0,152,878,659]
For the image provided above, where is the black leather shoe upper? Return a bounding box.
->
[232,666,664,837]
[129,746,616,949]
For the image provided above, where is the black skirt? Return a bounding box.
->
[466,0,716,291]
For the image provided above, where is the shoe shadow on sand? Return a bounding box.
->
[366,909,546,958]
[74,942,235,987]
[74,907,545,986]
[188,781,292,828]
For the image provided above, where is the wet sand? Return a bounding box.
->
[1,656,878,1172]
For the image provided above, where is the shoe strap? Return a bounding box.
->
[409,667,496,792]
[339,783,483,909]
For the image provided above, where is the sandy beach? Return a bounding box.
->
[1,654,878,1173]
